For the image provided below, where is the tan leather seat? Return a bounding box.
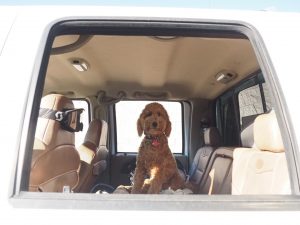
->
[195,147,233,194]
[29,94,80,192]
[232,111,291,195]
[188,127,221,185]
[188,127,234,194]
[75,119,109,192]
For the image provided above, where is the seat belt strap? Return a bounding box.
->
[39,108,63,121]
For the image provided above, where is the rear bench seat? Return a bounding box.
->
[188,127,234,194]
[116,111,290,195]
[188,127,221,185]
[197,147,233,194]
[189,121,256,194]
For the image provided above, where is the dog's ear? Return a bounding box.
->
[137,118,143,136]
[165,119,171,137]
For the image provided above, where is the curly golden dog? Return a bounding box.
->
[131,102,185,194]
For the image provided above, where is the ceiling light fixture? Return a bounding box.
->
[215,70,237,84]
[70,58,89,72]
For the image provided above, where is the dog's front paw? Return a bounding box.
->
[131,188,142,194]
[147,182,162,194]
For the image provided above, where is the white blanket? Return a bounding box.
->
[113,186,193,194]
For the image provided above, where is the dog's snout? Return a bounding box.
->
[152,121,158,128]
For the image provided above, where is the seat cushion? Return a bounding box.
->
[232,147,291,195]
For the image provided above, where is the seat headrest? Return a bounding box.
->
[83,119,108,151]
[240,122,254,148]
[254,111,284,153]
[204,127,221,147]
[34,94,75,149]
[41,93,74,110]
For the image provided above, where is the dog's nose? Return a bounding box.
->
[152,121,158,128]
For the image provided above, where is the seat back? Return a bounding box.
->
[188,127,221,185]
[197,147,233,194]
[75,119,109,192]
[232,111,291,194]
[29,94,80,192]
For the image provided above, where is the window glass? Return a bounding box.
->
[238,84,264,129]
[72,99,90,147]
[116,101,182,153]
[262,83,273,111]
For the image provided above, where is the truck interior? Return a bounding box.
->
[27,20,291,195]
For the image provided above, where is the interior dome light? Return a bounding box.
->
[215,70,237,84]
[70,58,89,72]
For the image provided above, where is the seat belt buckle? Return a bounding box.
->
[186,175,190,182]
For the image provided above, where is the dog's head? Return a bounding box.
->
[137,102,171,137]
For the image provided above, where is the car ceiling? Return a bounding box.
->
[44,35,259,100]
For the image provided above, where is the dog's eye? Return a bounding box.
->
[145,111,152,117]
[157,112,161,116]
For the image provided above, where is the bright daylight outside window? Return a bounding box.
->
[116,101,182,153]
[72,99,90,147]
[238,84,264,128]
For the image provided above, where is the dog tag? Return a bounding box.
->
[152,139,160,147]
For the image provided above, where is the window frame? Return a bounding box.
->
[216,71,275,144]
[10,18,300,210]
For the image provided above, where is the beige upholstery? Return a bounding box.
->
[47,36,259,100]
[232,111,291,195]
[254,111,284,153]
[75,119,108,192]
[189,127,221,185]
[198,147,233,195]
[240,123,254,148]
[29,94,80,192]
[188,127,233,195]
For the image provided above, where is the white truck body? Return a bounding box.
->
[0,6,300,224]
